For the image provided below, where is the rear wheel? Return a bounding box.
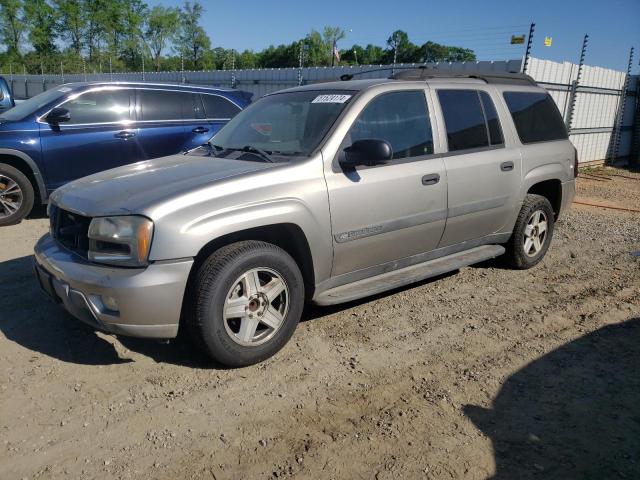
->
[186,241,305,367]
[504,194,555,269]
[0,163,34,226]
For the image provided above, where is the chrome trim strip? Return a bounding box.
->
[36,85,241,125]
[334,208,447,243]
[333,196,507,244]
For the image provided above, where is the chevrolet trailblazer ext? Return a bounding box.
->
[34,69,576,367]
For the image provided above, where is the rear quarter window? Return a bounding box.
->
[201,94,241,119]
[503,91,568,144]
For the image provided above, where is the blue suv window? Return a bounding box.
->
[201,94,240,119]
[62,89,131,125]
[139,89,193,121]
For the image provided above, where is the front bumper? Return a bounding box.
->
[34,234,193,339]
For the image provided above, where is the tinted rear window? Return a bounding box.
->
[438,90,489,151]
[503,92,568,143]
[201,94,241,119]
[139,90,191,121]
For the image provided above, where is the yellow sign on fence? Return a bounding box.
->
[544,36,553,47]
[511,35,526,45]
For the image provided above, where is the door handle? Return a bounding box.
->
[192,127,210,134]
[421,173,440,186]
[501,161,514,172]
[114,131,136,139]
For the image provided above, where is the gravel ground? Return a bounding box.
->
[1,167,639,480]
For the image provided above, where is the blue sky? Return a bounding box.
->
[148,0,640,73]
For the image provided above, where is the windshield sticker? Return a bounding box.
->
[312,94,352,104]
[57,87,72,92]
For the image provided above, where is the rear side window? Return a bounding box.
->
[139,90,192,121]
[347,90,433,160]
[62,89,131,124]
[503,92,568,143]
[201,94,241,119]
[438,90,489,151]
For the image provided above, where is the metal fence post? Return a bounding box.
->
[23,65,28,98]
[522,22,535,74]
[609,46,634,164]
[565,34,589,133]
[41,61,45,92]
[231,51,236,88]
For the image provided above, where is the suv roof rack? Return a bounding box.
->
[389,67,537,86]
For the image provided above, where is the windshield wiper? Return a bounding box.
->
[225,145,275,163]
[185,143,223,156]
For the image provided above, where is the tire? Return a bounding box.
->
[0,163,35,226]
[186,240,305,367]
[504,194,555,269]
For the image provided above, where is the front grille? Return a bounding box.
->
[50,205,91,258]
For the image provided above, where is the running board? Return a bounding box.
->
[314,245,505,306]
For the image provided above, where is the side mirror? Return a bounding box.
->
[342,139,392,167]
[46,107,71,124]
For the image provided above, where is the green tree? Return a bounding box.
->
[24,0,58,55]
[322,26,345,65]
[54,0,83,55]
[120,0,147,69]
[422,41,476,63]
[176,1,210,70]
[144,5,179,71]
[386,30,420,63]
[84,0,108,61]
[0,0,25,55]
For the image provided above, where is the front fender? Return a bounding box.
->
[147,160,333,284]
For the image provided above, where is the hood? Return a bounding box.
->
[51,153,276,217]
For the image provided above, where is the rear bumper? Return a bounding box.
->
[34,234,193,339]
[560,179,576,217]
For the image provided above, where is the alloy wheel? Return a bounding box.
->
[523,210,548,257]
[223,267,290,346]
[0,174,23,219]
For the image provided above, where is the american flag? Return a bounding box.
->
[333,41,341,63]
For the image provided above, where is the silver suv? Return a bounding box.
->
[34,70,576,367]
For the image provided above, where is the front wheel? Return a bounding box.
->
[0,163,35,226]
[504,194,555,269]
[186,241,305,367]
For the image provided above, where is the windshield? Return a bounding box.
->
[211,90,355,156]
[0,87,70,121]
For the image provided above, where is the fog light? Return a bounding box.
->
[102,295,119,312]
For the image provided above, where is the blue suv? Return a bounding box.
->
[0,82,252,225]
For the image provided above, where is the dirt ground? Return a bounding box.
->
[1,166,639,480]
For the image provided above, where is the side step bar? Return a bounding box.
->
[314,245,505,306]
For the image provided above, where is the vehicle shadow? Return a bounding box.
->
[0,253,459,367]
[27,204,48,220]
[464,317,640,479]
[0,254,132,365]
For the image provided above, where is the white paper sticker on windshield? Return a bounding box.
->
[312,94,352,104]
[57,87,72,92]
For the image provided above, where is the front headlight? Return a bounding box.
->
[88,216,154,267]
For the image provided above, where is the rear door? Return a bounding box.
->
[39,87,137,190]
[433,87,521,246]
[134,88,192,160]
[200,93,242,137]
[324,89,447,276]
